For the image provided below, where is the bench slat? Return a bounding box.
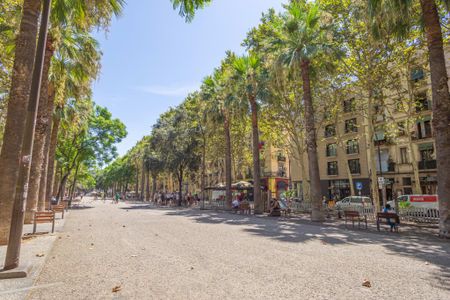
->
[35,213,54,217]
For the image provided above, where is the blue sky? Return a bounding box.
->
[93,0,284,155]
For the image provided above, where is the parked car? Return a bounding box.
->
[335,196,372,209]
[388,195,439,210]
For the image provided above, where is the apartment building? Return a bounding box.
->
[289,47,449,201]
[290,100,371,200]
[260,143,290,199]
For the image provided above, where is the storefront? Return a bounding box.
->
[261,177,289,199]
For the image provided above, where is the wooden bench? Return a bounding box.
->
[376,212,400,232]
[51,204,65,219]
[33,211,55,234]
[344,210,367,229]
[238,202,251,215]
[279,200,292,217]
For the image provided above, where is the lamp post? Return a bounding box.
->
[3,0,51,271]
[376,133,387,209]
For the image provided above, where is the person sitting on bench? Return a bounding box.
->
[383,204,396,232]
[269,198,281,217]
[232,198,240,209]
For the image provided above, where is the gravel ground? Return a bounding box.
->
[26,198,450,300]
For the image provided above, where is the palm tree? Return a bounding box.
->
[0,0,124,245]
[170,0,212,22]
[24,35,56,223]
[265,0,333,221]
[231,54,266,214]
[369,0,450,237]
[0,0,41,245]
[201,68,233,209]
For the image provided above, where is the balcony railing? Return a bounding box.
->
[418,160,437,170]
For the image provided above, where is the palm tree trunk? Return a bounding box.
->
[224,112,233,209]
[140,159,145,200]
[135,162,139,200]
[249,95,263,214]
[0,0,41,245]
[178,167,183,207]
[152,175,157,201]
[420,0,450,238]
[145,169,150,201]
[300,60,323,221]
[201,131,207,204]
[46,108,61,201]
[25,37,54,223]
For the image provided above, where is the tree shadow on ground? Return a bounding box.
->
[120,204,185,211]
[160,208,450,291]
[68,205,94,210]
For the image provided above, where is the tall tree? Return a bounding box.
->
[264,0,336,221]
[368,0,450,238]
[231,54,267,214]
[0,0,41,245]
[201,67,234,209]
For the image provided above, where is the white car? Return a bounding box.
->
[335,196,372,209]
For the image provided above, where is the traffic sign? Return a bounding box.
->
[356,182,363,190]
[378,177,385,189]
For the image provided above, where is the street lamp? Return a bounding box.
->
[375,132,387,209]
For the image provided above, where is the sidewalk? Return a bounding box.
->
[0,213,67,300]
[203,207,442,241]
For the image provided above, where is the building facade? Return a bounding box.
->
[289,47,449,202]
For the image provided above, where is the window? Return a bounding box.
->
[325,125,336,138]
[411,68,425,82]
[348,159,361,174]
[400,147,409,164]
[403,187,413,195]
[415,93,430,112]
[345,118,358,133]
[326,143,337,157]
[419,144,434,161]
[346,139,359,154]
[343,98,355,113]
[327,161,339,176]
[402,177,412,186]
[417,119,432,139]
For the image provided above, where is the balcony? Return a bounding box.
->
[418,160,437,170]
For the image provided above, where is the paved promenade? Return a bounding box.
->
[20,199,450,299]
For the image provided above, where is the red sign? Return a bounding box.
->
[410,195,438,203]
